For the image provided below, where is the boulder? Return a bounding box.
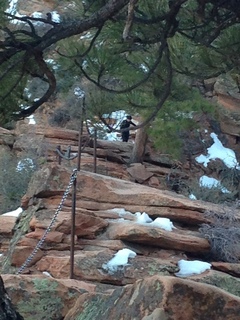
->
[127,163,154,183]
[107,221,210,253]
[0,127,15,147]
[0,275,23,320]
[24,164,239,226]
[64,275,240,320]
[2,274,82,320]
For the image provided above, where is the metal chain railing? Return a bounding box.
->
[17,168,78,275]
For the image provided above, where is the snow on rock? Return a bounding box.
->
[199,175,230,193]
[189,193,197,200]
[196,132,240,169]
[134,212,175,231]
[135,212,153,223]
[27,115,36,124]
[102,248,137,274]
[175,259,211,277]
[113,208,133,216]
[42,271,53,278]
[149,217,176,231]
[2,207,23,217]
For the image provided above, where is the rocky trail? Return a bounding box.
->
[1,122,240,319]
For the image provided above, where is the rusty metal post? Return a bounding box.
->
[93,127,97,173]
[70,177,76,279]
[56,145,61,165]
[70,94,84,279]
[77,114,83,171]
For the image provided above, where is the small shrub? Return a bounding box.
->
[49,108,71,127]
[199,204,240,262]
[188,176,237,205]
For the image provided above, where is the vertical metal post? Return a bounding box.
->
[77,114,83,171]
[56,145,61,165]
[70,177,76,279]
[93,127,97,173]
[70,96,84,279]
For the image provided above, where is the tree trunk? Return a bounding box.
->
[130,126,148,163]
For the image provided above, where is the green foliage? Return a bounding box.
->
[49,107,71,127]
[0,53,28,126]
[148,86,215,159]
[76,296,110,320]
[189,181,236,204]
[0,0,239,138]
[169,23,240,79]
[0,150,35,212]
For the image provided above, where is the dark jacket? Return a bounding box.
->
[120,119,136,129]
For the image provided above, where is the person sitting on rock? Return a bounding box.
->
[120,115,136,142]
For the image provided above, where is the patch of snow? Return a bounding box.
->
[27,115,36,124]
[42,271,53,277]
[102,248,136,274]
[175,259,211,277]
[31,11,42,19]
[135,212,153,223]
[189,193,197,200]
[199,175,230,193]
[74,87,85,98]
[107,208,133,217]
[196,132,240,169]
[6,0,18,15]
[2,207,23,217]
[149,217,176,231]
[46,59,60,70]
[31,11,60,23]
[133,212,176,231]
[16,158,34,171]
[51,11,60,23]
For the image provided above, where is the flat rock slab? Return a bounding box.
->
[107,221,210,253]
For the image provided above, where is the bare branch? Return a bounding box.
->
[122,0,138,40]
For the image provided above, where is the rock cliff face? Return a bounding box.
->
[1,122,240,319]
[1,169,240,319]
[1,90,240,319]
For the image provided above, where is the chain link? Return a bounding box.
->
[17,168,78,275]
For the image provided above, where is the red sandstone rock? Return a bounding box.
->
[107,221,210,253]
[25,229,65,243]
[11,246,44,267]
[212,262,240,278]
[0,216,17,235]
[36,249,179,284]
[64,275,240,320]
